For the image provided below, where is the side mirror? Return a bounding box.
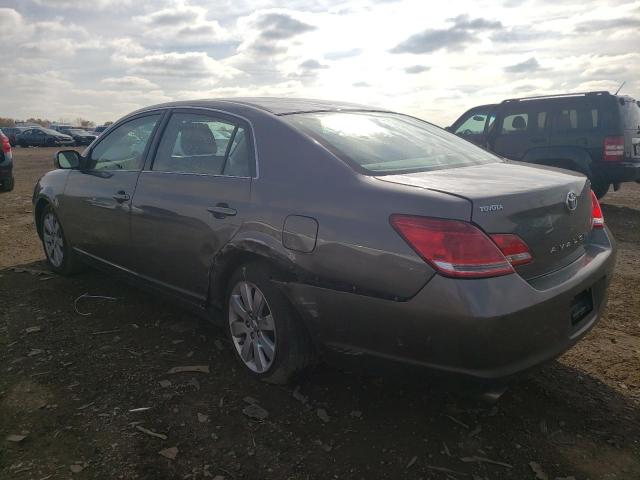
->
[54,150,81,169]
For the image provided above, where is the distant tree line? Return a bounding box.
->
[0,117,112,128]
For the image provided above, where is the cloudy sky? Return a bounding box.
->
[0,0,638,126]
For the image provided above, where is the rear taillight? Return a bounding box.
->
[603,136,624,161]
[390,215,520,278]
[590,190,604,229]
[489,234,533,266]
[0,133,10,153]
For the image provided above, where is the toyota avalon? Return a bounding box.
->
[32,98,616,384]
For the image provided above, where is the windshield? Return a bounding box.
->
[283,111,501,174]
[42,128,63,135]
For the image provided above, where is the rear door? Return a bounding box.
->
[130,109,254,304]
[546,98,602,157]
[59,113,163,267]
[450,105,496,147]
[491,103,549,160]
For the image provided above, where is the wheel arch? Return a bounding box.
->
[522,146,594,176]
[34,197,52,239]
[207,238,299,311]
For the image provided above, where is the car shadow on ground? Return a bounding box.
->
[602,204,640,243]
[1,261,639,479]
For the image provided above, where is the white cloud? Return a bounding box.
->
[0,0,637,126]
[114,51,241,79]
[134,1,230,46]
[31,0,132,8]
[100,76,161,89]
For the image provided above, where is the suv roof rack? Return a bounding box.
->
[502,91,610,103]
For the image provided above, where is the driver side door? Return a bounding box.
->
[58,112,163,269]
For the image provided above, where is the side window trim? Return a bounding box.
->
[147,107,256,178]
[85,110,167,172]
[220,125,239,174]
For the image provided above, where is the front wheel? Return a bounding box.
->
[40,205,84,275]
[225,261,313,384]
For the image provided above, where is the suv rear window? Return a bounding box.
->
[284,111,501,174]
[619,98,640,129]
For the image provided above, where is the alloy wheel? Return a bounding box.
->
[43,212,64,268]
[228,281,277,373]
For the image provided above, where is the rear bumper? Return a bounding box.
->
[283,228,616,380]
[596,161,640,183]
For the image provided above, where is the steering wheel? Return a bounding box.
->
[462,129,474,136]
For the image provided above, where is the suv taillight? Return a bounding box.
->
[603,136,624,161]
[0,133,10,153]
[390,215,532,278]
[590,190,604,229]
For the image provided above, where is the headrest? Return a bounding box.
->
[179,123,217,155]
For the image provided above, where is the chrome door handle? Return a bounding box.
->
[112,191,130,203]
[207,203,237,219]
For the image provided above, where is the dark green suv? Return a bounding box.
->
[449,91,640,198]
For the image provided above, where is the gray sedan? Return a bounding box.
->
[33,98,615,384]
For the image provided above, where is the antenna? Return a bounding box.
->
[614,81,626,95]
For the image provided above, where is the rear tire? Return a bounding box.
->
[225,261,313,384]
[39,204,84,275]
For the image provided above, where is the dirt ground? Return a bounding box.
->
[1,147,639,480]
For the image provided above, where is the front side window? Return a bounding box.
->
[284,111,501,174]
[454,111,490,136]
[89,115,160,171]
[152,113,251,176]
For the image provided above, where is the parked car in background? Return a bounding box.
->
[92,125,109,136]
[448,91,640,198]
[0,129,14,191]
[16,127,74,147]
[1,126,29,146]
[59,128,97,146]
[50,124,75,133]
[33,98,615,385]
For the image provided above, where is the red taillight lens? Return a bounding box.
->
[489,234,533,266]
[0,133,10,153]
[603,136,624,161]
[590,190,604,229]
[390,215,515,278]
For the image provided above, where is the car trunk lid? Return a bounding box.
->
[377,162,592,280]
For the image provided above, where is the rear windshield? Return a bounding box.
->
[619,98,640,129]
[284,111,501,174]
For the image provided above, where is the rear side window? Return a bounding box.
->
[284,111,501,174]
[501,113,528,133]
[552,108,599,132]
[152,113,252,177]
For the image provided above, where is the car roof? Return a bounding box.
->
[133,97,389,116]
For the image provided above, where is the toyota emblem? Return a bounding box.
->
[566,191,578,211]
